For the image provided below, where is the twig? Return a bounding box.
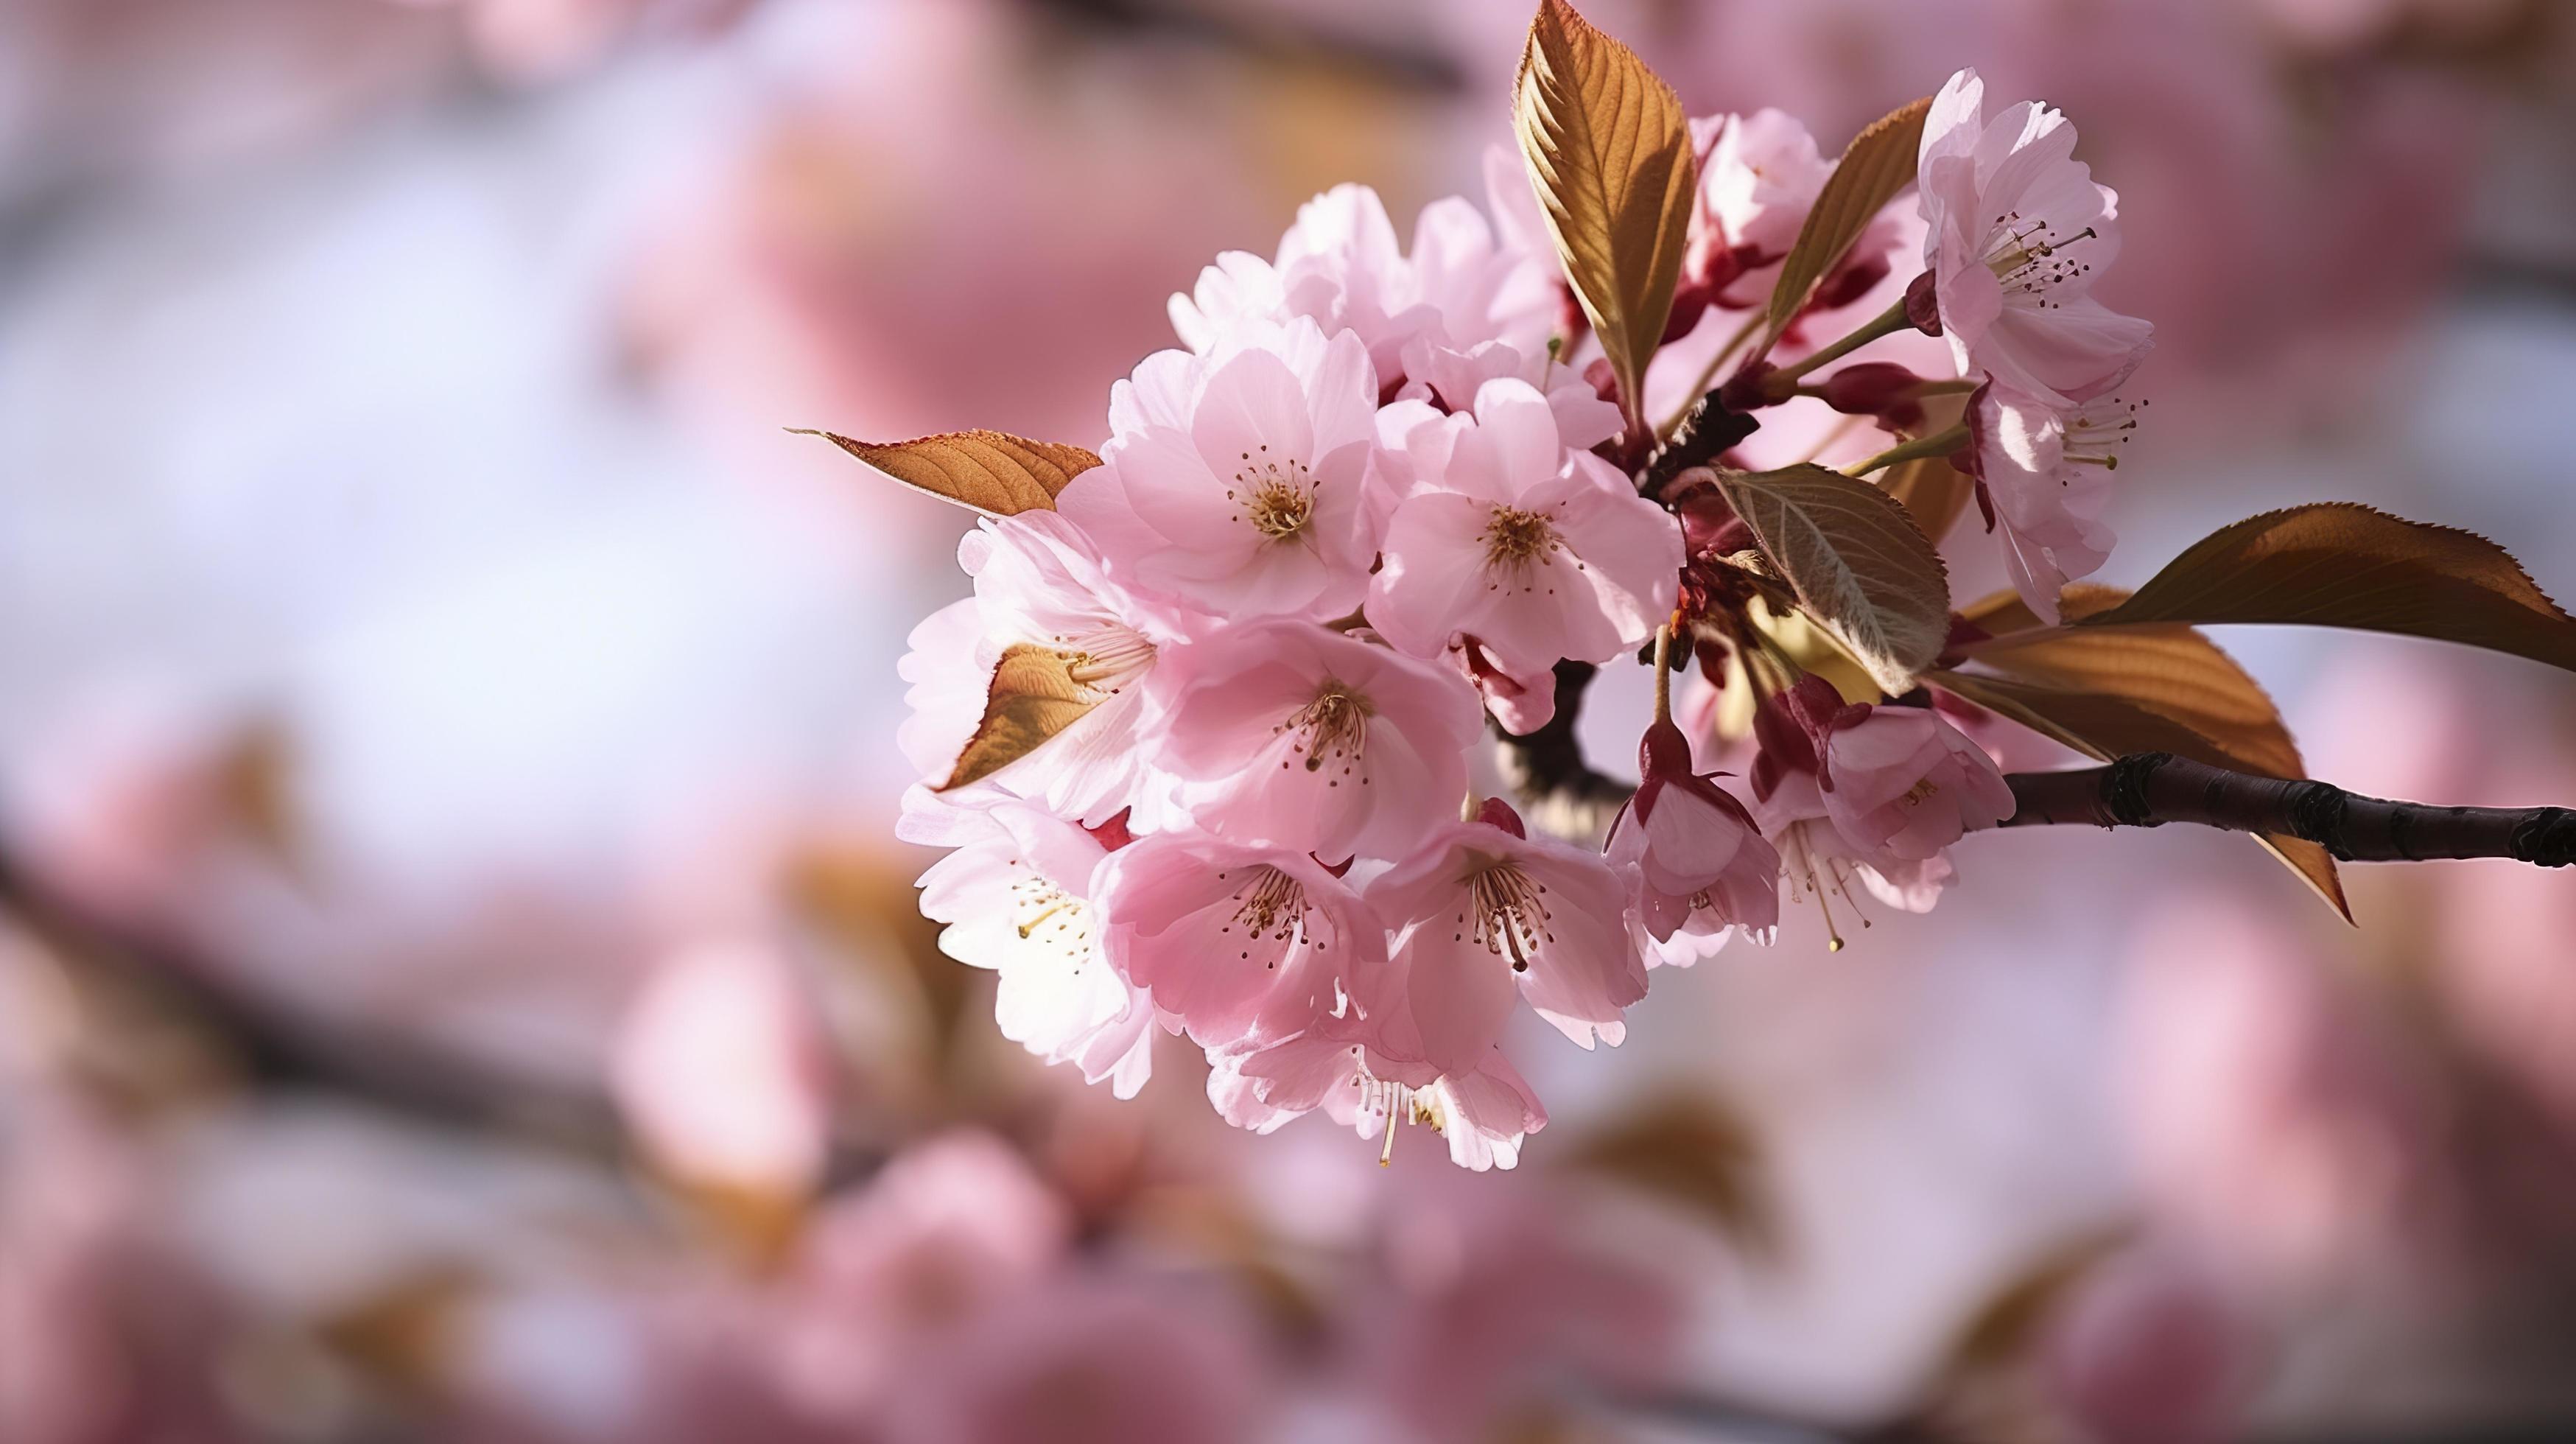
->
[2002,753,2576,866]
[0,837,633,1157]
[1491,662,1637,841]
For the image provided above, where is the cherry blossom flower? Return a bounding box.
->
[913,800,1155,1097]
[1809,698,2019,861]
[1369,379,1682,679]
[880,1273,1263,1444]
[1964,377,2140,622]
[898,510,1208,831]
[1089,831,1389,1051]
[609,939,833,1199]
[1752,765,1955,939]
[1152,620,1484,866]
[1447,634,1558,737]
[780,1129,1073,1410]
[1207,1026,1548,1173]
[1917,68,2153,403]
[1168,184,1557,395]
[1387,337,1621,455]
[2040,1244,2255,1444]
[1667,108,1838,334]
[1358,1174,1685,1438]
[1061,319,1380,622]
[1365,799,1646,1068]
[1606,720,1781,965]
[1749,679,2012,939]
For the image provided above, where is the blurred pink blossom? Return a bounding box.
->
[609,936,834,1197]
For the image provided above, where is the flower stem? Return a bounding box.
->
[1652,623,1674,723]
[1764,300,1910,391]
[1842,423,1969,477]
[1789,376,1979,402]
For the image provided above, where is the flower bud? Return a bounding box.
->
[1819,361,1929,429]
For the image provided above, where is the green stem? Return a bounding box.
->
[1843,423,1969,477]
[1764,300,1910,391]
[1656,312,1768,441]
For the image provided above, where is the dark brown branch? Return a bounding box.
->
[2003,753,2576,866]
[1492,661,1638,841]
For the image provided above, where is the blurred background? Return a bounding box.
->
[4,1,2575,1440]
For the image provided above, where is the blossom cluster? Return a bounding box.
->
[897,67,2152,1168]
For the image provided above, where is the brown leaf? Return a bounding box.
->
[2079,502,2576,673]
[1763,96,1931,345]
[1564,1093,1778,1258]
[1716,464,1951,693]
[214,718,304,876]
[1938,609,2350,918]
[1882,454,1973,546]
[793,427,1100,518]
[939,643,1109,791]
[1958,581,2125,638]
[1935,1225,2133,1381]
[317,1268,477,1393]
[1513,0,1696,430]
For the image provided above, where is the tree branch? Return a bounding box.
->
[2002,753,2576,866]
[0,837,635,1156]
[1492,661,1638,842]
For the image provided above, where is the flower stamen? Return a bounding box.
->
[1278,682,1373,780]
[1226,450,1317,542]
[1464,862,1554,973]
[1481,505,1585,597]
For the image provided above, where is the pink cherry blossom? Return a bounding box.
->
[1668,108,1838,332]
[1152,620,1484,865]
[1364,799,1646,1067]
[1089,832,1388,1051]
[913,801,1155,1097]
[610,938,833,1198]
[1369,379,1682,679]
[898,510,1207,830]
[1607,720,1781,964]
[1359,1174,1684,1439]
[882,1274,1265,1444]
[1389,337,1621,455]
[1965,377,2142,622]
[1168,183,1557,394]
[1917,68,2154,403]
[1747,679,2007,936]
[1060,320,1380,622]
[1448,634,1558,736]
[1811,701,2018,862]
[1752,766,1956,936]
[1193,897,1551,1171]
[1698,109,1834,271]
[780,1129,1073,1409]
[1207,1026,1548,1173]
[2040,1244,2255,1444]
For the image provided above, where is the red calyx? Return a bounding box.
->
[1903,269,1943,335]
[1475,796,1529,839]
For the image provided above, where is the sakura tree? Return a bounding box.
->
[815,0,2576,1171]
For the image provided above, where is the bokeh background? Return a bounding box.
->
[4,1,2576,1440]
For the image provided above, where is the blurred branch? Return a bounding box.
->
[2002,753,2576,866]
[1594,1387,1987,1444]
[0,836,631,1158]
[1025,0,1467,92]
[1491,661,1636,840]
